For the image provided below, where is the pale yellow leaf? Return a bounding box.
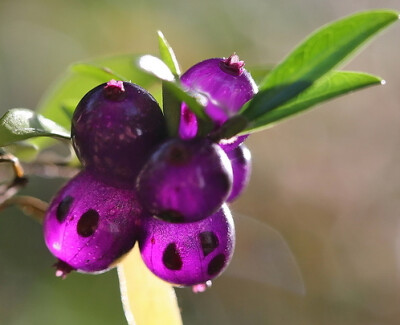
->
[117,246,183,325]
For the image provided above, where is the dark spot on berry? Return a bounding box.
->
[163,243,183,270]
[77,209,99,237]
[208,253,226,276]
[199,231,219,256]
[158,210,185,223]
[56,196,74,223]
[166,144,190,165]
[151,237,156,244]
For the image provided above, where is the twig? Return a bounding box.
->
[0,195,48,223]
[0,151,28,204]
[21,162,80,179]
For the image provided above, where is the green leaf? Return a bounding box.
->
[137,54,176,82]
[157,31,181,76]
[162,81,210,122]
[243,71,383,133]
[241,9,399,121]
[0,109,70,147]
[118,246,183,325]
[70,63,128,81]
[161,82,181,137]
[137,55,211,122]
[37,54,157,131]
[246,65,274,85]
[158,31,182,136]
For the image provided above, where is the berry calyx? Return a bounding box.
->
[219,54,245,76]
[54,260,75,279]
[192,281,212,293]
[103,79,126,99]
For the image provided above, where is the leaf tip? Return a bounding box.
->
[137,55,175,82]
[157,30,165,38]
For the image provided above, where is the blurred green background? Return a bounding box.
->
[1,0,399,324]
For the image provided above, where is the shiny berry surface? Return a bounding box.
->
[136,138,233,223]
[71,80,166,184]
[179,55,257,149]
[43,170,146,275]
[139,204,235,286]
[225,144,252,202]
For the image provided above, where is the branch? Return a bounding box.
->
[0,195,48,223]
[0,150,28,204]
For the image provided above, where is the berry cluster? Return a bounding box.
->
[43,55,255,290]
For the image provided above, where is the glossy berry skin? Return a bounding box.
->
[225,144,252,202]
[44,170,145,275]
[136,138,233,223]
[179,55,257,149]
[71,80,167,184]
[139,204,235,286]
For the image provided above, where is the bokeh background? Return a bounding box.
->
[0,0,399,324]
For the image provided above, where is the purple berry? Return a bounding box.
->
[71,80,167,184]
[136,138,233,223]
[225,144,252,202]
[179,55,257,149]
[43,170,146,276]
[139,204,235,287]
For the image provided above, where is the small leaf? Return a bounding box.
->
[137,55,176,82]
[162,82,181,137]
[32,55,157,151]
[118,246,182,325]
[158,31,182,137]
[37,54,156,130]
[240,80,312,122]
[0,109,70,147]
[243,71,383,133]
[241,9,399,121]
[163,81,210,121]
[137,55,211,122]
[211,115,249,142]
[158,31,181,76]
[71,63,128,81]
